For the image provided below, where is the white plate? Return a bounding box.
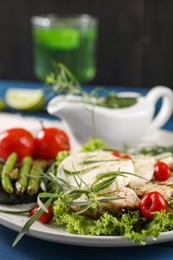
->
[0,203,173,247]
[0,113,173,247]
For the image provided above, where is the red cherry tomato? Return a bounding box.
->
[30,205,54,224]
[112,151,131,159]
[0,128,35,162]
[140,191,168,220]
[34,127,70,159]
[154,161,171,181]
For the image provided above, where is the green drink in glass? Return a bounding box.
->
[31,14,98,83]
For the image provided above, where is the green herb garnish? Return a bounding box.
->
[137,145,173,155]
[46,62,137,109]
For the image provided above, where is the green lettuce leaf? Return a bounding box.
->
[81,138,106,152]
[55,151,71,167]
[53,198,173,245]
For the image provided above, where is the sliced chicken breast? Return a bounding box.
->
[72,187,140,218]
[131,182,173,202]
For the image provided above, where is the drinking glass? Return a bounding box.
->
[31,14,98,83]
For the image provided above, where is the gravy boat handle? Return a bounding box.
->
[146,86,173,131]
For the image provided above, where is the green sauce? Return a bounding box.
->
[96,94,137,108]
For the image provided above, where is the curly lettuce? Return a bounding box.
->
[53,141,173,245]
[81,138,106,152]
[55,151,71,167]
[53,197,173,245]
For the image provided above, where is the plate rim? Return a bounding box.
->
[0,208,173,247]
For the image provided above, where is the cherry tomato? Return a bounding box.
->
[140,191,168,220]
[34,127,70,159]
[30,205,54,224]
[112,151,131,159]
[0,128,35,162]
[154,161,171,181]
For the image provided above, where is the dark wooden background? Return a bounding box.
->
[0,0,173,88]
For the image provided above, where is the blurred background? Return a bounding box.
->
[0,0,173,88]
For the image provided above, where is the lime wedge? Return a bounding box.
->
[0,98,5,110]
[5,88,45,111]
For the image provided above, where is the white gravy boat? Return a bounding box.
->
[47,86,173,148]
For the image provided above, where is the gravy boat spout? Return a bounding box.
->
[47,86,173,148]
[47,95,98,143]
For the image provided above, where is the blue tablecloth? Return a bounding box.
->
[0,80,173,260]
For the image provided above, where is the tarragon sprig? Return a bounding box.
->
[45,62,137,109]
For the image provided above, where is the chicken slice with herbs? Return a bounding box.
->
[72,187,140,218]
